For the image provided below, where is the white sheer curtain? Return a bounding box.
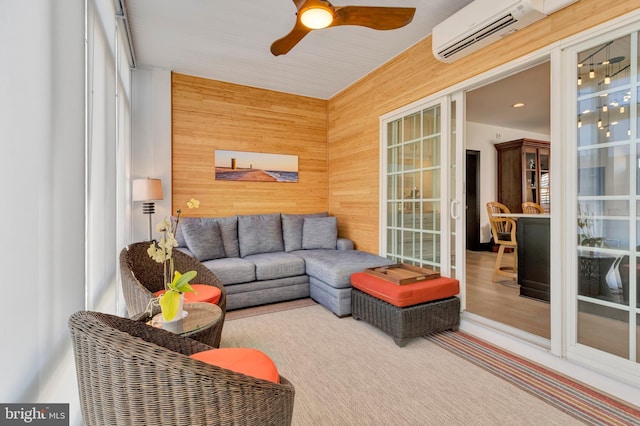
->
[86,0,133,313]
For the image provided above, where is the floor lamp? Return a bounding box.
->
[132,178,164,241]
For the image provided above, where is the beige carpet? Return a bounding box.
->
[221,302,583,425]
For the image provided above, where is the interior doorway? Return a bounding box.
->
[466,150,481,251]
[464,60,551,340]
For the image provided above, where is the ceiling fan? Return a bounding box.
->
[270,0,416,56]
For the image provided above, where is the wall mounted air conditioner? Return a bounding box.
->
[432,0,546,63]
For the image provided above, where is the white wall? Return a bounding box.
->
[0,0,84,423]
[131,67,173,243]
[466,121,550,243]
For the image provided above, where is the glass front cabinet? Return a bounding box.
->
[496,138,551,213]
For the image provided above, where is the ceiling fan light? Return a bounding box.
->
[300,7,334,29]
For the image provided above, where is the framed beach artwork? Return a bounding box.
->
[215,150,299,182]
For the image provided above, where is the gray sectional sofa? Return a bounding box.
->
[175,212,393,316]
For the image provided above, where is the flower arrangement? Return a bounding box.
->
[577,203,603,247]
[146,198,200,321]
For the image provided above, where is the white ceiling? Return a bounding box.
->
[124,0,474,99]
[124,0,550,134]
[467,62,551,135]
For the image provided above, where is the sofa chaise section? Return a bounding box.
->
[293,249,394,316]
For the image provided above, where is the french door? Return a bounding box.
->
[380,95,464,287]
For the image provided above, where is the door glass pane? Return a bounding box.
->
[388,119,400,145]
[540,150,550,211]
[578,146,630,195]
[388,145,400,173]
[423,107,440,135]
[578,301,629,358]
[578,35,631,96]
[539,153,549,170]
[404,113,420,142]
[387,174,399,200]
[422,201,440,231]
[575,33,637,362]
[404,141,421,171]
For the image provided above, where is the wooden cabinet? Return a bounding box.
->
[495,139,550,213]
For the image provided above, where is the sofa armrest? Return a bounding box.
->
[336,238,354,251]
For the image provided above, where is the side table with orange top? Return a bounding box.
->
[351,266,460,347]
[153,283,222,304]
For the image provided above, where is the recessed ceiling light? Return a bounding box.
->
[512,102,525,108]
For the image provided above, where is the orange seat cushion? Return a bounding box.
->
[351,272,459,308]
[189,348,280,383]
[154,284,221,304]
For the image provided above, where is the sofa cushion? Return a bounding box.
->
[282,212,328,252]
[294,249,393,288]
[244,252,306,281]
[173,215,187,247]
[215,215,240,258]
[175,216,240,258]
[238,213,284,257]
[201,257,256,285]
[181,219,226,261]
[190,348,279,383]
[302,217,338,250]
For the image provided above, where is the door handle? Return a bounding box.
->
[451,199,461,220]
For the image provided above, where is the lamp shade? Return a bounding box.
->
[132,178,163,201]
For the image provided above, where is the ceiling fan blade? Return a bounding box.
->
[271,20,312,56]
[331,6,416,30]
[292,0,307,9]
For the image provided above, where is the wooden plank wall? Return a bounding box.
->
[172,73,328,217]
[327,0,640,254]
[171,0,639,254]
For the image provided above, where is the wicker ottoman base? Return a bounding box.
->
[351,288,460,347]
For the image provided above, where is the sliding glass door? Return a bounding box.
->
[381,96,463,281]
[569,30,639,366]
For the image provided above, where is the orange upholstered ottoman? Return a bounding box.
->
[351,271,460,347]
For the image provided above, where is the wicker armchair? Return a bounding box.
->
[120,242,227,346]
[68,310,295,426]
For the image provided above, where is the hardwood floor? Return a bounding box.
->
[465,249,550,339]
[465,250,632,357]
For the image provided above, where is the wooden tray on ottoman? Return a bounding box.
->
[364,263,440,285]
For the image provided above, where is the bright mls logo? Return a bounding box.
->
[1,404,68,425]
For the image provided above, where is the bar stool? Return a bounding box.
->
[487,202,517,281]
[522,202,544,214]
